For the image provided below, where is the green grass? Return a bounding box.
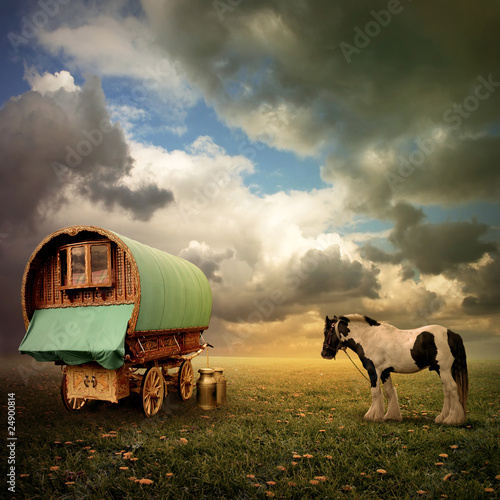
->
[2,355,499,499]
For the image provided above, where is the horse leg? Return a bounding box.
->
[436,370,466,425]
[383,375,402,421]
[363,374,385,422]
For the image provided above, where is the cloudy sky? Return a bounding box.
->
[1,0,499,359]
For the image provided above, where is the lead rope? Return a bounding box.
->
[342,348,371,384]
[334,321,370,384]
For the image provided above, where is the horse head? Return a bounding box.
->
[321,315,341,359]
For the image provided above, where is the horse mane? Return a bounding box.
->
[341,314,382,326]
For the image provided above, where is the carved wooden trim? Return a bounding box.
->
[129,326,208,338]
[21,225,141,331]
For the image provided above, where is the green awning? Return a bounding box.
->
[19,304,134,369]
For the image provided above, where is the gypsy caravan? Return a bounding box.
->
[19,225,212,417]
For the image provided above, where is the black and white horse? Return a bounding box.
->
[321,314,468,425]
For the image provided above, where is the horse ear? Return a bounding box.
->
[325,315,330,322]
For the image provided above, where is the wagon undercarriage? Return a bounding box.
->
[61,343,207,417]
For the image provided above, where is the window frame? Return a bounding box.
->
[57,241,113,290]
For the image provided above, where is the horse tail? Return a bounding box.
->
[448,330,468,413]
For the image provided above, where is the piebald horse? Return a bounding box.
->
[321,314,468,425]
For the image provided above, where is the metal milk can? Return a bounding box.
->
[213,367,226,406]
[196,368,217,410]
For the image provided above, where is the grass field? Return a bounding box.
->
[2,354,499,499]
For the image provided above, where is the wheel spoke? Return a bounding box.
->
[61,374,89,412]
[178,361,194,401]
[142,367,164,417]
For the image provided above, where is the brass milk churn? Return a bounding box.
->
[213,367,226,406]
[196,368,217,410]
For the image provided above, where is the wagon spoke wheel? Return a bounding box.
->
[141,367,164,417]
[60,374,90,412]
[178,360,194,401]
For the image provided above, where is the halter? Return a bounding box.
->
[323,318,371,384]
[323,319,344,356]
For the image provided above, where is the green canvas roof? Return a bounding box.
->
[19,305,134,369]
[114,232,212,331]
[19,226,212,369]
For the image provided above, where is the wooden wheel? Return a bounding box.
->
[178,360,194,401]
[141,367,164,417]
[60,374,90,412]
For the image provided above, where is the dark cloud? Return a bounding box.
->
[407,288,447,326]
[143,0,500,217]
[446,251,500,316]
[0,74,173,228]
[362,202,496,275]
[178,242,235,284]
[362,244,402,265]
[215,244,380,324]
[399,264,416,281]
[389,203,496,275]
[290,245,380,300]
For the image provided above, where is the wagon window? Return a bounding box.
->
[57,241,112,290]
[91,244,109,284]
[71,246,86,285]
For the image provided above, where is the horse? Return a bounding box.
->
[321,314,468,425]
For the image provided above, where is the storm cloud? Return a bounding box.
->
[178,240,235,284]
[362,203,496,275]
[0,72,173,230]
[140,1,500,170]
[447,251,500,316]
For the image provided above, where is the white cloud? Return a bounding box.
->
[24,68,79,94]
[37,14,198,109]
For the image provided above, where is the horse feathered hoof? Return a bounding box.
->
[363,410,385,422]
[435,413,466,426]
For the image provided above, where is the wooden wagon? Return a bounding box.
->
[19,225,212,417]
